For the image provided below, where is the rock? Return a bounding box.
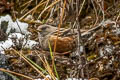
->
[0,53,15,80]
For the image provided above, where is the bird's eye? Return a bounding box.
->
[41,26,49,30]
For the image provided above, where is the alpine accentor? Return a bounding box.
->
[37,24,77,53]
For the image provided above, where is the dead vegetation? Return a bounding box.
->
[0,0,120,80]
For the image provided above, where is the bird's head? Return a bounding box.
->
[37,24,57,37]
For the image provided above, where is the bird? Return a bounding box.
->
[37,24,78,53]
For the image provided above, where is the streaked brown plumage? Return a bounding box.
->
[37,24,77,53]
